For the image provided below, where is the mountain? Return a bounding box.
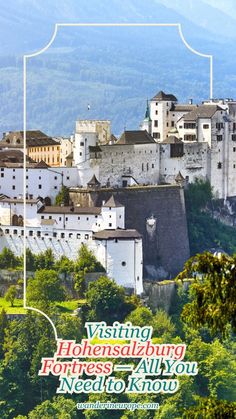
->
[0,0,235,136]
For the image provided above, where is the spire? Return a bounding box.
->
[144,99,151,121]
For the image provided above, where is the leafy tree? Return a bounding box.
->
[0,247,21,269]
[35,249,55,270]
[185,178,212,213]
[54,255,74,276]
[74,244,105,297]
[55,185,70,206]
[178,252,236,337]
[0,309,8,358]
[85,276,128,323]
[125,306,153,327]
[27,270,65,307]
[25,248,37,271]
[183,397,236,418]
[126,307,175,340]
[5,285,17,307]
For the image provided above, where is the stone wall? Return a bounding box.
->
[144,280,190,312]
[69,185,190,280]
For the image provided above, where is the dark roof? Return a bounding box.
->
[0,149,35,165]
[93,229,142,240]
[162,136,183,144]
[87,174,101,186]
[171,104,197,112]
[117,130,155,145]
[27,137,58,147]
[41,206,101,215]
[182,105,224,121]
[34,160,49,168]
[175,171,185,182]
[151,90,177,102]
[103,195,123,208]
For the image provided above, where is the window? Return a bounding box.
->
[216,122,223,130]
[217,135,223,141]
[12,176,15,179]
[12,185,15,190]
[78,216,80,220]
[155,110,158,115]
[77,233,81,239]
[61,232,65,238]
[86,217,89,221]
[218,162,222,169]
[80,142,84,146]
[203,124,209,129]
[154,120,158,127]
[65,217,68,221]
[109,223,112,227]
[166,122,169,127]
[37,231,41,237]
[5,229,9,234]
[153,132,160,139]
[54,176,57,180]
[49,216,52,219]
[166,111,169,116]
[85,234,89,240]
[184,135,196,141]
[171,121,175,127]
[152,163,154,168]
[142,163,144,171]
[234,164,236,169]
[232,134,236,141]
[233,147,236,152]
[59,217,61,221]
[13,230,17,235]
[54,186,57,190]
[1,174,4,178]
[121,261,126,266]
[38,184,42,189]
[147,163,149,171]
[184,123,196,129]
[66,176,70,180]
[41,216,44,219]
[53,232,57,238]
[29,231,33,236]
[233,122,236,131]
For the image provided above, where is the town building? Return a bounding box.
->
[0,195,143,294]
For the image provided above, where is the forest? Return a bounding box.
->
[0,242,235,418]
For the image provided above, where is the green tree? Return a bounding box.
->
[0,247,21,269]
[185,179,212,213]
[178,252,236,337]
[126,307,175,340]
[0,309,8,358]
[54,255,74,276]
[27,270,65,307]
[5,285,17,307]
[85,276,128,323]
[35,249,55,270]
[25,248,37,271]
[74,244,105,297]
[55,185,70,206]
[183,397,236,418]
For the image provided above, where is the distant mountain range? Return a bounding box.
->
[0,0,236,136]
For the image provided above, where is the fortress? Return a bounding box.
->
[0,89,235,292]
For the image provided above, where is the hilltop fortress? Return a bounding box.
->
[0,90,235,292]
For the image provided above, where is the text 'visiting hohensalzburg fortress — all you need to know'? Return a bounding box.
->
[0,89,236,295]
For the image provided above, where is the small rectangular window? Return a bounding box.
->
[38,184,42,189]
[203,124,209,129]
[217,135,223,142]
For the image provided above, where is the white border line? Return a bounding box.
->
[23,22,214,341]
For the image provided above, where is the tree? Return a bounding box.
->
[35,249,55,270]
[25,248,37,271]
[177,252,236,337]
[183,397,236,418]
[185,179,212,213]
[85,276,128,323]
[55,185,70,206]
[74,244,105,297]
[5,285,17,307]
[0,309,8,358]
[27,270,65,306]
[0,247,21,269]
[54,255,74,276]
